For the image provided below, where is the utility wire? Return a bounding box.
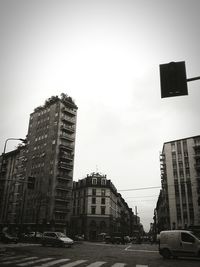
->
[119,179,199,192]
[118,186,161,192]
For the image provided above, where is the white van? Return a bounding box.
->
[159,230,200,259]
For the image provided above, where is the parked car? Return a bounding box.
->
[23,231,43,242]
[41,231,74,247]
[0,232,18,244]
[159,230,200,259]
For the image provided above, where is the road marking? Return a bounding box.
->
[60,260,88,267]
[34,258,70,267]
[136,265,148,267]
[125,246,158,253]
[111,263,126,267]
[17,257,54,266]
[0,255,25,261]
[2,257,38,264]
[86,261,106,267]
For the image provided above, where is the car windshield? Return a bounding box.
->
[192,232,200,240]
[56,232,66,238]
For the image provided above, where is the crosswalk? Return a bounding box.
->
[0,255,148,267]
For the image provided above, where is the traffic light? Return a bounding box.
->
[159,61,188,98]
[27,176,35,189]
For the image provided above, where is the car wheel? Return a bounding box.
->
[162,248,171,259]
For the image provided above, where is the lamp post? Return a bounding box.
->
[2,138,26,155]
[0,138,26,224]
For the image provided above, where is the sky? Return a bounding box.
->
[0,0,200,231]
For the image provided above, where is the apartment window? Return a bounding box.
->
[77,207,80,215]
[92,189,96,196]
[92,178,97,185]
[177,141,182,153]
[183,140,188,151]
[101,189,105,196]
[179,170,184,179]
[178,162,183,169]
[177,153,182,161]
[171,143,176,152]
[91,206,96,214]
[172,162,177,170]
[186,168,190,178]
[173,170,178,179]
[101,179,106,185]
[101,206,105,215]
[92,197,96,204]
[101,198,105,205]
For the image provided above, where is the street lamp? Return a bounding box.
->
[2,138,26,155]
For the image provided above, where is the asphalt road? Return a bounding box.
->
[0,242,200,267]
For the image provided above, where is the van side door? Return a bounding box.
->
[180,232,196,256]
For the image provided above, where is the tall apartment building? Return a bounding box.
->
[71,172,134,240]
[156,135,200,231]
[23,94,78,232]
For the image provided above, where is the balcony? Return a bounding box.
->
[62,107,76,116]
[59,143,74,151]
[54,207,70,214]
[61,116,76,125]
[60,133,74,142]
[55,196,71,202]
[57,175,72,181]
[58,162,73,170]
[56,186,71,192]
[59,155,73,162]
[60,125,75,133]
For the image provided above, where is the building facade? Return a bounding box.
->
[156,135,200,231]
[0,145,27,226]
[22,94,78,232]
[71,172,134,240]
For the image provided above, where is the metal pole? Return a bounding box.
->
[187,76,200,82]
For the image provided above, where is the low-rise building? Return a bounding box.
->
[71,172,134,240]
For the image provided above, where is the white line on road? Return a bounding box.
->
[2,257,38,265]
[111,263,127,267]
[86,261,106,267]
[125,246,158,253]
[17,257,54,266]
[136,265,148,267]
[34,258,70,267]
[60,260,88,267]
[0,255,25,261]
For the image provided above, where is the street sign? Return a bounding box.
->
[159,61,188,98]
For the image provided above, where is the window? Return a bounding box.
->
[101,206,105,215]
[101,179,106,185]
[92,197,96,204]
[181,233,195,243]
[171,143,175,152]
[101,189,105,196]
[92,178,97,185]
[92,189,96,196]
[173,170,178,179]
[91,206,96,214]
[101,198,105,205]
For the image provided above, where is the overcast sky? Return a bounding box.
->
[1,0,200,231]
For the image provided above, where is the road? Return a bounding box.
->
[0,241,200,267]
